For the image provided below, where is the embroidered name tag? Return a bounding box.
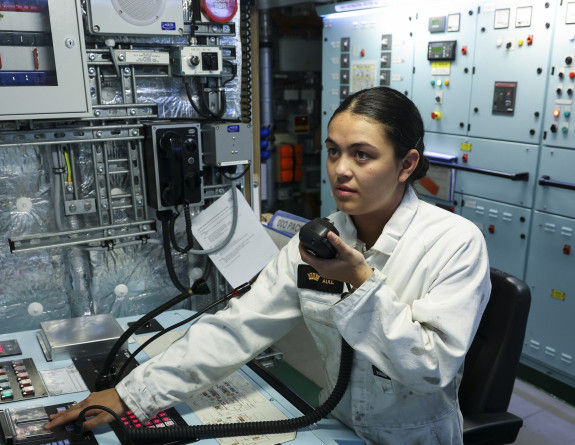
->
[297,265,344,293]
[372,365,391,380]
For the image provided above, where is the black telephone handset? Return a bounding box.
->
[299,217,339,259]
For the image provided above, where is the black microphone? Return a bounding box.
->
[299,218,339,259]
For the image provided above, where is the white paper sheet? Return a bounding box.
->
[192,189,279,288]
[40,365,88,396]
[186,371,296,445]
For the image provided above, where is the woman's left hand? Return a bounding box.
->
[299,231,373,289]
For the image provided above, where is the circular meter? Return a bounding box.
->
[200,0,237,23]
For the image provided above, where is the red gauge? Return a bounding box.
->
[200,0,238,23]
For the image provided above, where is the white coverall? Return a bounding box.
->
[117,186,491,444]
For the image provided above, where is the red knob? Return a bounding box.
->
[431,110,442,120]
[461,46,468,55]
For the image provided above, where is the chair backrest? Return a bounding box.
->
[459,268,531,416]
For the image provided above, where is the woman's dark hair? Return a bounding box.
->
[329,86,429,183]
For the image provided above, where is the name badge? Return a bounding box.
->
[297,265,344,293]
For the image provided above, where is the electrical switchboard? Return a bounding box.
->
[543,1,575,148]
[319,0,575,390]
[459,195,531,279]
[467,1,555,143]
[523,211,575,382]
[411,1,478,137]
[318,4,415,215]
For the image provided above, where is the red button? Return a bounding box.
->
[570,72,575,79]
[488,225,495,234]
[360,49,366,57]
[527,35,533,45]
[462,154,468,163]
[564,244,571,255]
[461,46,468,55]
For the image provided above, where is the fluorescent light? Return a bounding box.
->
[334,0,386,12]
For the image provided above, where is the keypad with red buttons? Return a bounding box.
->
[121,410,177,429]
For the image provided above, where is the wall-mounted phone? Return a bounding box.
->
[145,124,204,211]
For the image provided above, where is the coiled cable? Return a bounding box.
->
[82,338,353,443]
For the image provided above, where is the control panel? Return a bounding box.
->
[427,40,457,61]
[171,46,224,76]
[0,359,47,404]
[411,1,478,137]
[468,1,555,143]
[543,1,575,148]
[0,312,362,445]
[0,403,98,445]
[318,3,415,215]
[318,0,575,391]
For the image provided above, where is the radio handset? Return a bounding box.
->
[299,217,339,259]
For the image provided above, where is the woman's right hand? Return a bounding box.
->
[45,388,128,432]
[299,231,373,289]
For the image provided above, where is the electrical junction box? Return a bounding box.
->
[145,123,204,211]
[171,46,223,76]
[37,314,125,362]
[202,123,253,166]
[85,0,184,36]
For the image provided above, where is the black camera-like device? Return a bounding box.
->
[299,217,339,259]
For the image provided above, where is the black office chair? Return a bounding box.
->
[459,268,531,445]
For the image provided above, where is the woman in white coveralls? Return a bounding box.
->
[47,86,491,444]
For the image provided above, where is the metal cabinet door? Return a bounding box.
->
[523,211,575,384]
